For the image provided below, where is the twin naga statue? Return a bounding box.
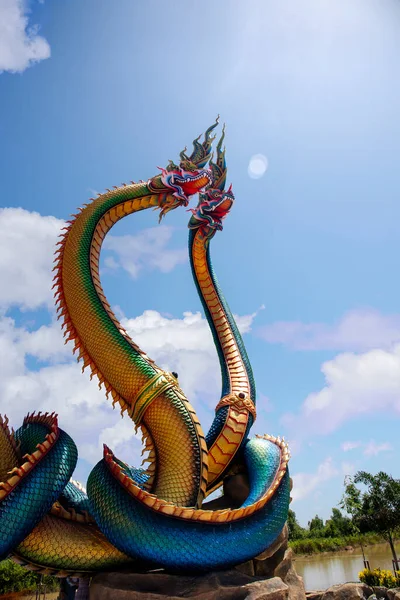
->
[0,118,290,576]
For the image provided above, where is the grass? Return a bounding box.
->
[289,532,384,555]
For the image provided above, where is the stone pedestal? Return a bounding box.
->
[90,571,291,600]
[89,525,306,600]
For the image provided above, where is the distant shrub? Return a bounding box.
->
[290,537,343,554]
[289,532,383,555]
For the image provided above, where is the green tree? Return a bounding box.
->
[287,509,306,540]
[0,560,58,594]
[341,471,400,570]
[325,508,353,538]
[308,515,325,538]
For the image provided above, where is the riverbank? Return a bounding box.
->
[294,540,400,591]
[289,533,384,555]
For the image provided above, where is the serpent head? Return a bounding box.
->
[154,118,221,220]
[188,184,234,236]
[158,163,212,207]
[188,122,234,237]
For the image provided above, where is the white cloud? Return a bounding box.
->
[235,308,262,334]
[364,440,392,457]
[19,320,71,363]
[0,315,70,366]
[340,439,392,457]
[0,208,63,310]
[80,417,142,465]
[0,316,127,463]
[103,256,119,271]
[0,316,26,379]
[258,309,400,352]
[103,226,187,279]
[291,457,338,502]
[0,209,188,312]
[283,345,400,437]
[0,0,50,74]
[341,441,361,452]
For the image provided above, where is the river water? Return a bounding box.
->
[294,542,400,591]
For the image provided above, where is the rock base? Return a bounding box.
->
[90,571,291,600]
[89,525,306,599]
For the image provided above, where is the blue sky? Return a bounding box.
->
[0,0,399,526]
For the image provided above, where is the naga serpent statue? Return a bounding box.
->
[0,119,290,576]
